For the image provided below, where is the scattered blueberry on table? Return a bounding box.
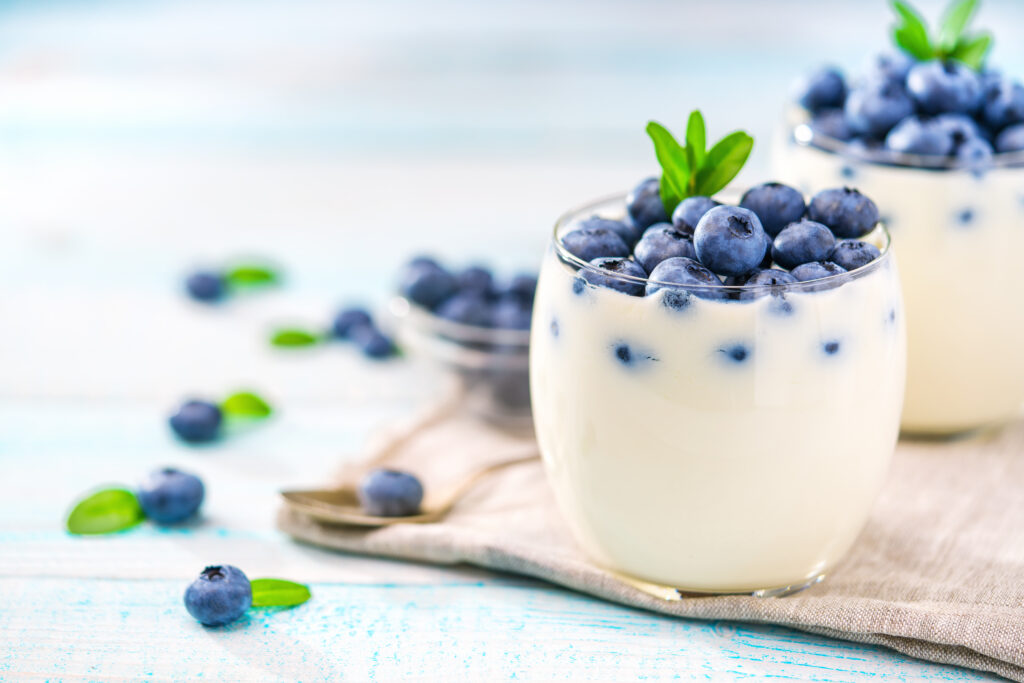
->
[358,469,424,517]
[169,391,273,445]
[184,565,253,627]
[136,467,205,524]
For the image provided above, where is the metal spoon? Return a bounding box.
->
[280,449,539,527]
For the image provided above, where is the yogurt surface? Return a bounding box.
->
[530,198,906,592]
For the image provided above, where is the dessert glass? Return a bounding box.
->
[773,114,1024,435]
[529,194,906,594]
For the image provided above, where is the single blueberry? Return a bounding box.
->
[660,288,692,311]
[844,80,915,138]
[795,66,847,113]
[934,113,984,148]
[581,257,647,297]
[561,227,630,263]
[399,260,458,310]
[351,324,397,359]
[693,206,770,277]
[492,295,533,329]
[572,277,587,296]
[982,77,1024,132]
[456,266,495,296]
[437,292,493,327]
[810,109,853,142]
[830,240,881,271]
[611,342,657,368]
[823,340,842,355]
[956,208,975,225]
[625,177,669,230]
[633,223,697,273]
[885,116,954,156]
[906,61,982,115]
[867,52,914,86]
[185,271,226,303]
[995,123,1024,153]
[646,256,725,301]
[169,400,222,444]
[184,565,252,627]
[670,196,720,236]
[358,469,424,517]
[137,467,205,524]
[840,165,857,180]
[578,215,641,247]
[807,187,880,239]
[739,182,806,238]
[771,220,836,270]
[719,343,751,364]
[332,306,373,339]
[956,137,994,175]
[740,269,798,314]
[790,261,848,283]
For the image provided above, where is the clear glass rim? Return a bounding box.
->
[552,192,893,295]
[785,107,1024,171]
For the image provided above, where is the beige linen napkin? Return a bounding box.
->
[278,405,1024,681]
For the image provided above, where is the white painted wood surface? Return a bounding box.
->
[1,1,1017,679]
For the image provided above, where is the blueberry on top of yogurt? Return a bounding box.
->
[792,0,1020,170]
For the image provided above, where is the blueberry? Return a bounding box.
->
[633,223,697,273]
[169,400,222,444]
[645,256,724,300]
[807,187,879,239]
[868,52,914,85]
[612,342,658,368]
[884,116,954,156]
[719,343,751,364]
[693,206,769,277]
[332,306,373,339]
[934,113,984,149]
[906,61,982,115]
[184,565,252,627]
[995,123,1024,153]
[790,261,848,282]
[956,137,994,174]
[670,196,720,236]
[137,467,205,524]
[739,182,806,238]
[578,215,641,247]
[492,295,533,329]
[358,469,423,517]
[561,226,630,263]
[351,324,397,359]
[185,271,226,303]
[810,109,853,141]
[740,269,798,313]
[581,257,647,297]
[437,292,493,327]
[505,273,538,302]
[830,240,881,271]
[399,260,458,310]
[795,66,847,113]
[771,220,836,270]
[456,266,495,296]
[625,177,669,231]
[982,78,1024,131]
[844,80,915,138]
[823,340,842,355]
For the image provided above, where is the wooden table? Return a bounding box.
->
[2,1,1017,679]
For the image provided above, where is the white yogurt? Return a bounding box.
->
[773,122,1024,434]
[529,198,906,592]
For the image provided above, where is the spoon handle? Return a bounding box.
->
[434,450,540,513]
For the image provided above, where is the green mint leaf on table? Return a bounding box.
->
[949,32,991,70]
[891,1,933,60]
[250,578,312,607]
[221,391,273,418]
[226,264,279,287]
[270,328,320,347]
[938,0,978,52]
[645,121,690,215]
[66,488,145,535]
[693,131,754,198]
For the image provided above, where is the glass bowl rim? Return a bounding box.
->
[390,295,531,347]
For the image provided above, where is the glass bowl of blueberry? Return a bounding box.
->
[773,0,1024,436]
[391,256,537,430]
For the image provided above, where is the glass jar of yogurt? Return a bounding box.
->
[529,194,905,594]
[773,117,1024,435]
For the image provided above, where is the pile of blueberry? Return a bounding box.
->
[331,306,397,359]
[797,54,1024,165]
[399,257,537,330]
[563,179,881,303]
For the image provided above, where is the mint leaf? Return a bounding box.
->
[891,1,934,60]
[250,578,312,607]
[645,121,690,214]
[685,110,707,172]
[67,488,144,535]
[270,328,320,347]
[939,0,978,52]
[694,132,754,197]
[949,31,991,69]
[221,391,273,418]
[226,265,279,287]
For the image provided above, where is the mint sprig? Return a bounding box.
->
[646,110,753,214]
[66,488,145,535]
[250,578,312,607]
[891,0,992,70]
